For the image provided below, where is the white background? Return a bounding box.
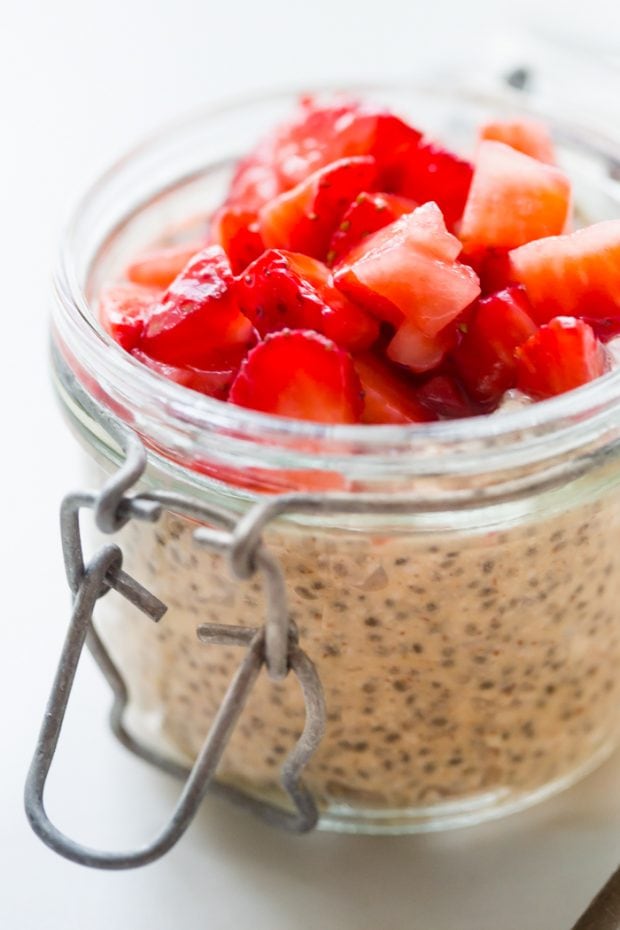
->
[2,1,620,928]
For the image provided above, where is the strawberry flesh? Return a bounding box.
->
[125,242,206,290]
[131,349,236,399]
[211,206,264,274]
[139,245,254,368]
[417,374,475,419]
[516,317,607,399]
[397,141,473,228]
[354,353,435,424]
[99,284,160,352]
[229,329,364,423]
[327,191,416,266]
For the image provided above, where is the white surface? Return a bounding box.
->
[2,2,620,927]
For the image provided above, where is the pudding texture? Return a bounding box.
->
[93,464,620,826]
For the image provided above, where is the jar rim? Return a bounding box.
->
[51,81,620,488]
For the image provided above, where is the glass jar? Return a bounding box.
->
[50,83,620,834]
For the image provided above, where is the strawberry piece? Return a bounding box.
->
[417,374,474,419]
[516,317,607,399]
[452,286,538,404]
[327,191,416,266]
[354,353,435,424]
[131,349,236,399]
[397,141,473,228]
[228,97,422,210]
[210,206,264,274]
[460,141,572,251]
[259,156,378,260]
[125,242,206,289]
[387,321,454,373]
[461,246,515,295]
[509,220,620,335]
[480,118,556,164]
[99,284,160,352]
[139,245,254,368]
[229,329,364,423]
[334,202,481,335]
[236,250,379,351]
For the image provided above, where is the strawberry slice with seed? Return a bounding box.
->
[327,191,416,265]
[229,329,364,423]
[210,206,264,274]
[354,353,435,424]
[139,245,254,368]
[397,141,473,228]
[515,317,607,399]
[237,249,379,351]
[99,284,160,352]
[259,156,378,260]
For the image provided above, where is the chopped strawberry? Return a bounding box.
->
[460,141,572,251]
[228,97,422,210]
[229,329,364,423]
[461,246,515,295]
[210,206,264,274]
[509,220,620,335]
[236,250,379,351]
[99,284,160,352]
[417,374,474,419]
[516,317,607,399]
[480,118,556,164]
[397,141,473,228]
[131,349,236,399]
[354,353,435,424]
[387,321,454,372]
[125,242,206,289]
[259,156,378,260]
[139,245,254,368]
[452,286,538,404]
[334,202,481,335]
[327,191,416,266]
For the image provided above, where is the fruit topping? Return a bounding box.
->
[327,191,416,265]
[210,206,264,274]
[515,317,607,398]
[397,141,473,229]
[99,284,160,352]
[354,353,435,424]
[479,118,556,164]
[229,329,364,423]
[125,242,207,289]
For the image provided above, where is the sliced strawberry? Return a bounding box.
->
[99,284,160,352]
[354,353,435,424]
[509,220,620,335]
[125,242,206,289]
[397,141,473,228]
[480,118,556,164]
[417,374,475,419]
[387,321,454,373]
[229,329,363,423]
[131,349,236,399]
[452,286,538,404]
[334,202,480,335]
[228,97,422,210]
[461,246,516,295]
[327,191,416,266]
[460,141,571,251]
[236,250,379,351]
[210,205,264,274]
[516,317,607,399]
[139,245,254,368]
[259,156,378,260]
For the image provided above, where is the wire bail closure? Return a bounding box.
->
[24,423,326,869]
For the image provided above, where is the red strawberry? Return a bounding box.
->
[236,249,379,351]
[479,118,556,164]
[131,349,236,399]
[509,220,620,335]
[417,374,475,419]
[461,246,515,295]
[125,242,206,289]
[139,245,254,368]
[334,202,480,335]
[210,206,264,274]
[259,156,378,260]
[397,141,473,228]
[229,329,364,423]
[460,141,571,251]
[516,317,607,399]
[387,321,454,373]
[354,353,435,424]
[99,284,160,352]
[452,286,538,404]
[327,191,416,265]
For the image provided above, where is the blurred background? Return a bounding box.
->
[1,2,619,928]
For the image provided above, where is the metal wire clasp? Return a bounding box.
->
[24,424,326,869]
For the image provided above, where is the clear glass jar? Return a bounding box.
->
[51,83,620,834]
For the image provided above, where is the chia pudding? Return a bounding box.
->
[91,454,620,828]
